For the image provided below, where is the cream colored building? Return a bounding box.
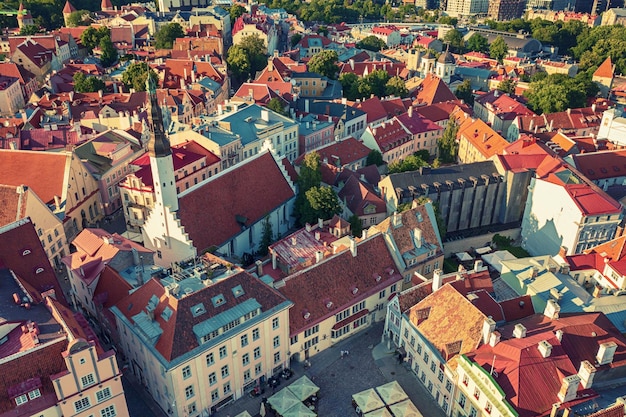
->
[111,259,292,417]
[0,75,25,116]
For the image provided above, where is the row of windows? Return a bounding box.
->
[73,388,113,413]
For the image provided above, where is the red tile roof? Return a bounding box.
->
[396,110,443,135]
[414,74,457,106]
[467,312,626,417]
[277,234,402,336]
[339,61,407,79]
[414,100,471,123]
[573,149,626,181]
[0,219,66,305]
[293,137,370,168]
[114,270,288,361]
[177,152,295,252]
[337,175,386,217]
[368,118,412,153]
[0,185,26,227]
[475,90,535,121]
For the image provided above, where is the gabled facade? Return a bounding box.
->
[111,261,292,417]
[232,14,278,55]
[371,201,444,286]
[473,90,535,136]
[457,117,509,164]
[361,118,413,164]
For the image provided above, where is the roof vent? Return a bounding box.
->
[351,287,359,295]
[303,310,310,320]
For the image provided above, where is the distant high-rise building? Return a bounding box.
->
[526,0,574,10]
[446,0,489,17]
[489,0,526,20]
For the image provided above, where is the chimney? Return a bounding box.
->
[291,236,297,246]
[482,317,496,345]
[318,218,323,229]
[513,323,527,338]
[349,58,355,70]
[305,223,312,232]
[315,231,320,240]
[413,228,422,248]
[593,285,603,298]
[538,340,552,358]
[305,99,310,113]
[558,246,568,258]
[592,103,597,112]
[544,299,561,319]
[315,250,324,263]
[349,237,357,257]
[483,132,488,142]
[98,89,103,98]
[272,251,277,270]
[255,260,263,276]
[408,106,413,118]
[578,360,596,389]
[432,269,443,292]
[596,341,618,365]
[362,229,368,239]
[268,57,274,72]
[180,77,185,89]
[557,375,581,403]
[218,104,223,115]
[474,259,483,271]
[392,211,401,228]
[489,331,501,347]
[261,109,269,122]
[555,329,563,341]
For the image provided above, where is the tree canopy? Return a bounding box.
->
[122,62,158,92]
[438,116,459,164]
[498,78,516,95]
[154,23,185,49]
[227,34,267,86]
[228,4,246,25]
[73,72,105,93]
[489,36,508,63]
[388,153,428,174]
[80,26,110,53]
[466,33,488,53]
[340,69,407,100]
[295,152,325,226]
[366,150,384,167]
[304,186,342,223]
[454,79,474,106]
[308,50,339,79]
[66,10,90,27]
[19,24,39,35]
[99,35,118,67]
[524,73,598,114]
[266,97,287,115]
[443,29,464,53]
[356,35,386,52]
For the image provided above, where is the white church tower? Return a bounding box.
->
[435,45,456,84]
[141,78,196,266]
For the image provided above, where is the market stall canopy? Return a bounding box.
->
[281,401,317,417]
[375,380,408,405]
[287,375,320,401]
[389,399,422,417]
[234,412,253,417]
[352,388,385,414]
[268,388,301,415]
[364,407,393,417]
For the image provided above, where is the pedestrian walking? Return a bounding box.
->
[341,350,344,359]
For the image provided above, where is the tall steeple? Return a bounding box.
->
[146,76,178,212]
[146,75,171,158]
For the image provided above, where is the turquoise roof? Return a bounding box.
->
[220,104,297,146]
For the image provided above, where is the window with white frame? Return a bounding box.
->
[15,394,27,406]
[254,347,261,359]
[242,353,250,366]
[100,404,116,417]
[185,385,194,399]
[182,365,191,379]
[221,365,229,378]
[209,372,217,385]
[211,390,219,401]
[272,317,279,329]
[273,336,280,348]
[74,397,91,413]
[96,387,112,403]
[253,328,260,341]
[274,352,281,363]
[81,373,96,388]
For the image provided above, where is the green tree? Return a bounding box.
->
[227,45,252,84]
[489,36,508,63]
[385,76,408,98]
[524,73,596,114]
[454,79,474,106]
[229,4,246,25]
[99,36,118,67]
[257,215,273,256]
[358,69,389,98]
[498,78,516,95]
[295,152,323,225]
[290,33,302,48]
[366,149,384,166]
[308,50,339,79]
[19,24,38,35]
[438,16,458,26]
[266,97,286,115]
[122,62,158,92]
[239,34,267,73]
[388,153,428,174]
[356,35,386,52]
[348,214,363,238]
[438,116,459,163]
[66,10,90,27]
[443,29,464,53]
[305,186,342,222]
[466,33,488,53]
[73,72,105,93]
[339,72,360,101]
[81,26,109,53]
[154,23,185,49]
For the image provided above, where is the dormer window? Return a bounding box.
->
[35,268,44,274]
[211,294,225,308]
[22,249,31,256]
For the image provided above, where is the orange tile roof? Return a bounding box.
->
[594,56,614,79]
[585,235,626,261]
[408,283,487,367]
[414,74,457,106]
[458,118,508,159]
[0,185,26,227]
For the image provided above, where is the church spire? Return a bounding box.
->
[146,75,171,158]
